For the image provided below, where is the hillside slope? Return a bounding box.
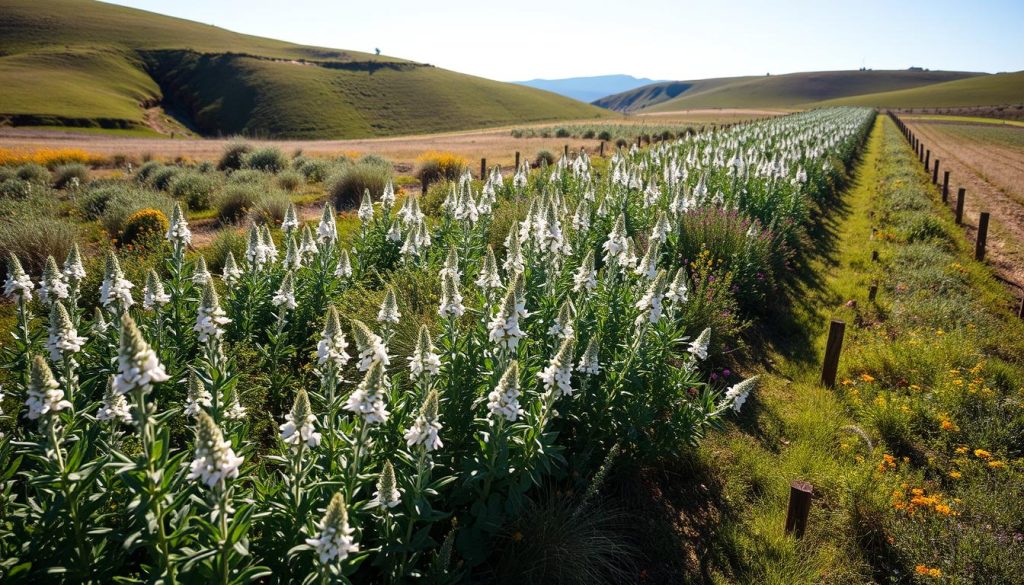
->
[814,70,1024,108]
[593,77,758,111]
[513,74,664,103]
[596,70,984,112]
[0,0,609,138]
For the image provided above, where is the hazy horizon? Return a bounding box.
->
[103,0,1024,83]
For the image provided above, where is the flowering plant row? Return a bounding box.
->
[0,107,873,582]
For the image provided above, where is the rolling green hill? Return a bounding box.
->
[0,0,609,138]
[595,70,986,112]
[814,70,1024,108]
[593,77,758,111]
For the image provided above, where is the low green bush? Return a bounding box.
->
[535,150,555,167]
[16,163,49,184]
[169,171,218,210]
[276,170,303,192]
[295,158,332,183]
[135,160,163,183]
[0,178,32,200]
[358,154,392,170]
[421,179,453,218]
[148,166,180,191]
[243,147,288,173]
[228,169,269,185]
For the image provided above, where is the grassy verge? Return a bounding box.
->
[699,116,1024,583]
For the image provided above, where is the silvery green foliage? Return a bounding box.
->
[0,108,873,581]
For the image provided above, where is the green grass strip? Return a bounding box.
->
[701,115,1024,583]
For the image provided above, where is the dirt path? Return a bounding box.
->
[905,120,1024,290]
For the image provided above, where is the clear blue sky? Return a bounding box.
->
[105,0,1024,81]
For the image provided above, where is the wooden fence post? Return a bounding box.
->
[785,480,814,538]
[599,141,604,157]
[480,158,486,180]
[975,212,990,261]
[564,144,569,157]
[955,188,966,224]
[924,149,930,171]
[868,282,878,301]
[820,320,846,388]
[871,250,879,262]
[932,159,939,184]
[421,175,429,194]
[515,151,520,169]
[942,170,950,203]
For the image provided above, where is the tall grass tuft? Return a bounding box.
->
[0,216,80,273]
[218,140,252,171]
[216,184,262,224]
[328,162,392,209]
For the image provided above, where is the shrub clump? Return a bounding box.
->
[135,161,163,183]
[0,178,33,200]
[276,170,303,192]
[148,166,181,191]
[16,163,50,184]
[358,154,392,170]
[216,184,261,224]
[52,163,89,189]
[218,141,252,171]
[329,162,393,209]
[96,188,175,237]
[169,171,219,210]
[228,169,269,185]
[120,208,169,247]
[243,147,288,173]
[295,157,332,183]
[420,180,453,218]
[535,150,556,168]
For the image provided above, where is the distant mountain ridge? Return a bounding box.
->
[513,74,665,103]
[0,0,610,138]
[594,70,994,112]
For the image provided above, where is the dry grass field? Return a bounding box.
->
[0,109,781,169]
